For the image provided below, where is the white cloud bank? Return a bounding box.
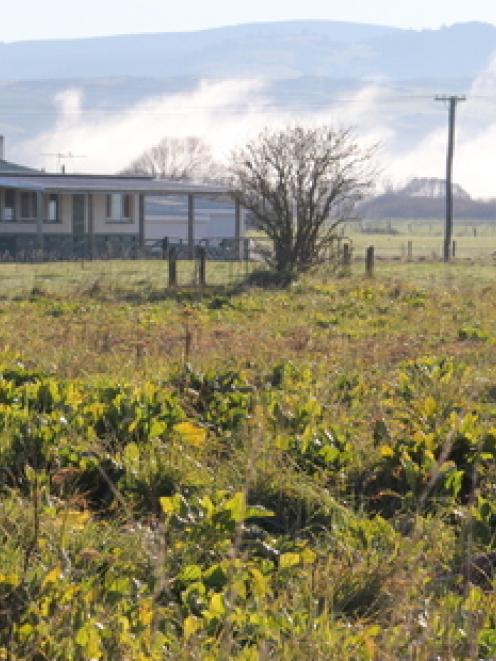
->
[13,64,496,199]
[381,56,496,198]
[16,79,287,174]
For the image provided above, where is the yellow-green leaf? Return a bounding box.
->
[138,599,153,627]
[174,421,207,447]
[123,442,140,465]
[65,510,91,531]
[225,491,246,522]
[159,496,175,515]
[178,565,202,582]
[422,395,437,418]
[280,552,301,569]
[25,465,36,484]
[42,567,62,589]
[249,568,268,598]
[301,548,317,565]
[75,622,103,659]
[183,615,201,641]
[0,573,20,587]
[379,445,394,459]
[208,593,225,617]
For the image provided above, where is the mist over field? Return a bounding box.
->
[2,20,496,196]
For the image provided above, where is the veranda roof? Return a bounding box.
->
[0,173,229,195]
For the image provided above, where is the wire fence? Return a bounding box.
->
[0,259,271,299]
[344,220,496,261]
[0,229,495,299]
[0,235,253,263]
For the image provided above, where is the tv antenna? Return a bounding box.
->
[42,151,86,174]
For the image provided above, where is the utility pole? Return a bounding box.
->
[435,95,466,262]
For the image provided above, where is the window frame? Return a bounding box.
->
[19,191,38,220]
[2,189,16,222]
[45,194,60,224]
[105,193,133,223]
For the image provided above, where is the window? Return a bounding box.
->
[106,194,133,221]
[20,192,38,219]
[106,193,120,220]
[47,194,59,223]
[123,194,132,219]
[3,189,15,221]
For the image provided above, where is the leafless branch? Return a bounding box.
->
[229,125,376,273]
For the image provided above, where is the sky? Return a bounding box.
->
[5,0,496,196]
[2,0,496,42]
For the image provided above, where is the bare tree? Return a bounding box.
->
[230,125,375,274]
[123,136,224,181]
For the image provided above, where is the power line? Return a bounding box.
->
[0,94,462,116]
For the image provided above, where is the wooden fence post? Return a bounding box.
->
[162,237,169,260]
[198,246,206,288]
[342,242,351,267]
[365,246,375,277]
[452,240,457,258]
[168,246,177,289]
[407,240,413,261]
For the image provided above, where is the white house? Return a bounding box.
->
[0,136,244,259]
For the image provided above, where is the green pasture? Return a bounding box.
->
[0,258,258,298]
[0,253,493,299]
[1,261,496,657]
[343,218,496,259]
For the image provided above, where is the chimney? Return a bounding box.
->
[0,136,4,161]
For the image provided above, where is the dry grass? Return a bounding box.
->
[1,260,496,658]
[0,259,494,381]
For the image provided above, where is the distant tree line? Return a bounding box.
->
[359,178,496,220]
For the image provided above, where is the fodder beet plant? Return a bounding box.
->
[1,262,496,658]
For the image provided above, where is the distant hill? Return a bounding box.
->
[360,178,496,220]
[0,22,400,81]
[1,20,496,191]
[0,21,494,81]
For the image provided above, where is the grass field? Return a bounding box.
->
[343,219,496,260]
[1,260,496,658]
[0,259,257,299]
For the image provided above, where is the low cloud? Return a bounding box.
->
[381,55,496,198]
[16,79,284,173]
[14,69,496,199]
[14,78,398,177]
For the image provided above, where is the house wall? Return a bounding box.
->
[0,189,72,234]
[0,188,141,258]
[0,187,243,258]
[0,189,140,236]
[54,194,72,233]
[92,193,139,235]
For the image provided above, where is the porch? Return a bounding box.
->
[0,174,243,260]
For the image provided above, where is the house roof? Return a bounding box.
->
[0,160,40,175]
[0,173,230,196]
